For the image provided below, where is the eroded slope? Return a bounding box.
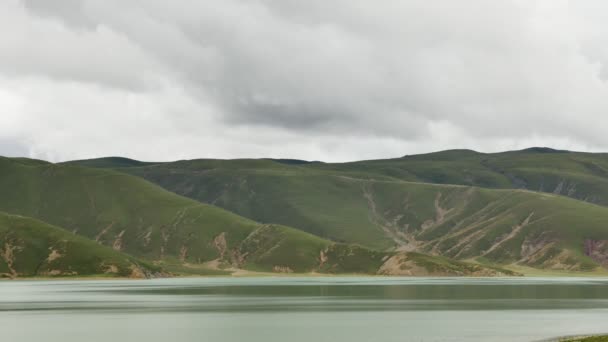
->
[0,212,159,278]
[119,160,608,272]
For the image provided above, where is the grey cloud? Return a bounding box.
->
[23,0,94,29]
[2,0,163,90]
[2,0,608,161]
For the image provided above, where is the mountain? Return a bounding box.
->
[0,210,515,278]
[0,157,329,273]
[0,212,159,278]
[64,156,157,169]
[64,148,608,206]
[66,151,608,273]
[11,147,608,275]
[307,148,608,206]
[0,156,510,277]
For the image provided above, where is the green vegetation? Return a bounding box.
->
[319,244,387,274]
[0,158,343,273]
[60,149,608,273]
[156,262,233,276]
[413,252,516,275]
[98,157,608,272]
[0,212,159,278]
[378,252,519,276]
[559,336,608,342]
[504,264,608,277]
[121,162,414,249]
[63,156,157,168]
[6,147,608,277]
[66,148,608,209]
[306,148,608,206]
[1,157,432,276]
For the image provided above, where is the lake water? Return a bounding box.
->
[1,277,608,342]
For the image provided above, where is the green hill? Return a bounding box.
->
[0,157,329,273]
[0,212,159,278]
[0,157,520,276]
[93,155,608,272]
[306,148,608,206]
[21,148,608,274]
[119,159,399,249]
[67,148,608,206]
[62,156,158,169]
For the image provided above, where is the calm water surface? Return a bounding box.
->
[1,277,608,341]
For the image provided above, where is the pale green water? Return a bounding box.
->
[1,277,608,341]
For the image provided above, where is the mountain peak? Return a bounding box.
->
[517,147,570,154]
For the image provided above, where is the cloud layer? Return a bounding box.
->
[2,0,608,161]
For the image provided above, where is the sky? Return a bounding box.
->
[1,0,608,162]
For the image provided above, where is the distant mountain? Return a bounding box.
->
[62,156,158,168]
[263,158,319,165]
[66,147,608,205]
[312,147,608,205]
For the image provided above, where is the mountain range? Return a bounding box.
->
[2,147,608,278]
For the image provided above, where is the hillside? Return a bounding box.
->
[306,148,608,206]
[0,212,159,278]
[65,148,608,206]
[85,155,608,272]
[64,156,158,169]
[0,208,515,278]
[0,157,332,273]
[2,156,507,276]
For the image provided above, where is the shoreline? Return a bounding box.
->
[540,335,608,341]
[3,261,608,281]
[4,270,608,281]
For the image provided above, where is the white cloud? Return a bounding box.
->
[1,0,608,162]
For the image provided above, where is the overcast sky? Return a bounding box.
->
[1,0,608,162]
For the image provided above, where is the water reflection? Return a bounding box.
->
[1,277,607,342]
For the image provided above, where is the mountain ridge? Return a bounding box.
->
[54,148,608,273]
[5,147,608,276]
[0,156,515,277]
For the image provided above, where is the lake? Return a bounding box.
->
[1,277,608,341]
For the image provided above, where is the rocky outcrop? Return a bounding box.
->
[378,252,520,277]
[584,239,608,268]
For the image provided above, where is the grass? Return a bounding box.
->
[403,252,519,276]
[0,212,159,278]
[305,148,608,206]
[157,262,233,276]
[0,157,405,275]
[63,149,608,208]
[62,156,157,168]
[62,151,608,273]
[10,148,608,275]
[504,264,608,277]
[319,244,387,274]
[558,336,608,342]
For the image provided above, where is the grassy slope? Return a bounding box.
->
[0,157,339,273]
[123,159,397,249]
[64,156,158,169]
[101,157,608,272]
[0,157,517,276]
[0,157,447,275]
[561,337,608,342]
[306,148,608,205]
[62,148,608,207]
[0,212,159,278]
